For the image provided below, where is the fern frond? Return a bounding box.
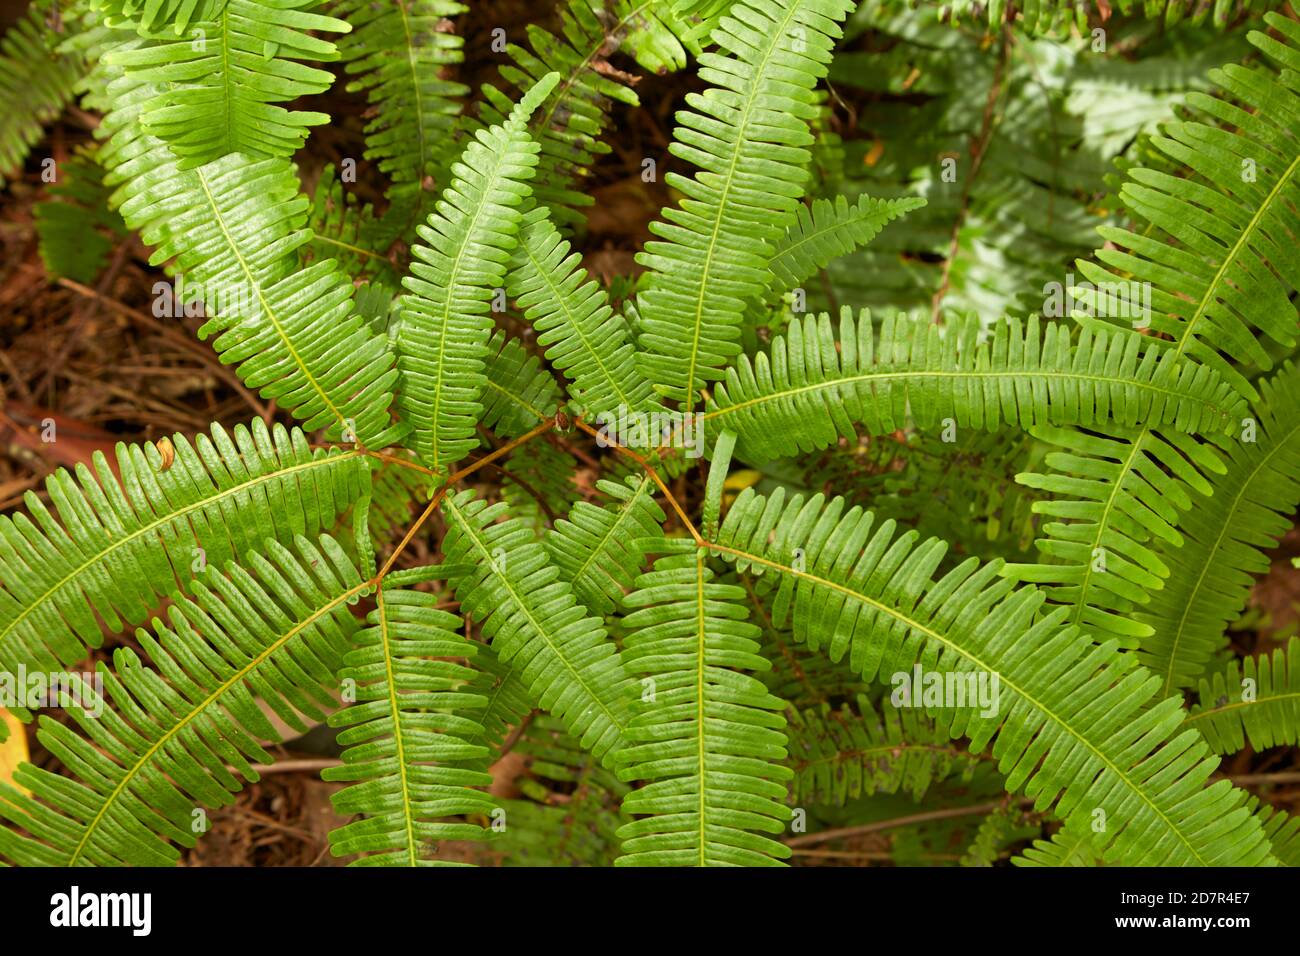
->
[1073,13,1300,400]
[105,0,348,166]
[332,0,466,192]
[0,419,366,680]
[704,308,1245,461]
[493,713,630,866]
[634,0,855,407]
[1136,363,1300,690]
[545,473,665,616]
[1006,19,1300,651]
[90,55,400,446]
[121,152,400,443]
[1185,637,1300,755]
[0,0,84,186]
[90,0,225,35]
[34,147,127,283]
[669,0,734,46]
[1256,798,1300,866]
[395,72,558,472]
[1012,817,1102,867]
[711,487,1274,865]
[616,543,793,866]
[471,1,670,233]
[324,587,495,865]
[440,490,633,764]
[766,194,925,297]
[304,162,398,285]
[507,206,658,418]
[960,805,1038,866]
[0,534,363,866]
[785,693,983,806]
[1005,424,1225,645]
[478,331,562,438]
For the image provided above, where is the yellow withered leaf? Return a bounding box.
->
[0,709,30,795]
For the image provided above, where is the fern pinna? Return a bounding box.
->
[0,0,1298,871]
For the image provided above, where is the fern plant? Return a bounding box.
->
[0,0,1298,870]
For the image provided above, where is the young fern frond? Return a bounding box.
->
[1185,637,1300,755]
[507,206,659,419]
[440,490,633,764]
[635,0,855,408]
[104,0,348,166]
[704,309,1245,461]
[0,0,84,186]
[1136,363,1300,691]
[0,419,366,683]
[1072,12,1300,400]
[710,487,1274,866]
[0,534,363,867]
[616,543,794,866]
[545,474,666,616]
[396,73,558,472]
[324,587,496,866]
[331,0,467,196]
[784,693,984,806]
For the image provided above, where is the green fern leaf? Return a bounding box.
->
[1185,637,1300,754]
[0,0,84,186]
[1072,13,1300,399]
[324,587,496,865]
[1012,818,1102,867]
[105,0,348,166]
[1005,424,1226,645]
[712,487,1273,866]
[478,330,562,438]
[34,147,127,283]
[395,72,558,472]
[508,206,658,419]
[635,0,855,407]
[704,308,1245,461]
[440,490,633,764]
[332,0,467,193]
[471,1,670,233]
[129,154,400,443]
[545,474,665,616]
[0,534,363,866]
[1136,363,1300,690]
[0,419,366,681]
[616,543,793,866]
[767,193,926,296]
